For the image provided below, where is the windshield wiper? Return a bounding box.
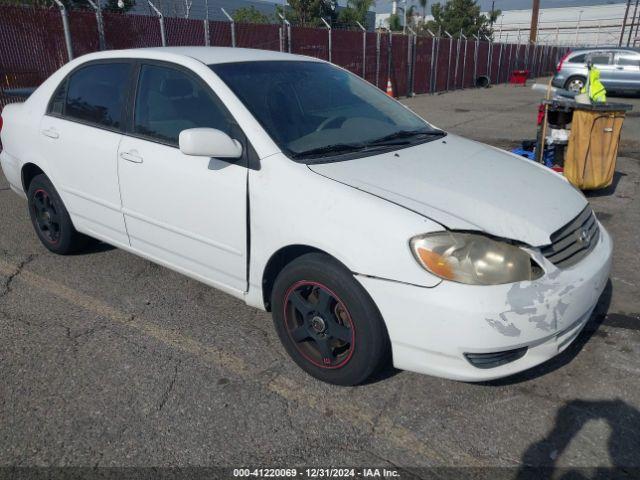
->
[367,129,446,146]
[291,143,366,159]
[290,129,447,161]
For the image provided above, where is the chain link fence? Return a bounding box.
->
[0,4,568,111]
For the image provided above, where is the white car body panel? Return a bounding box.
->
[244,152,445,311]
[0,103,43,198]
[39,116,129,245]
[0,47,613,382]
[309,134,587,247]
[358,227,612,381]
[117,136,248,293]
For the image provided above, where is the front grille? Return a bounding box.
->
[464,347,528,369]
[541,206,600,269]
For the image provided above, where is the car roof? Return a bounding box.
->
[569,47,640,55]
[77,47,320,65]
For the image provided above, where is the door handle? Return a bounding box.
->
[41,128,59,139]
[119,150,143,163]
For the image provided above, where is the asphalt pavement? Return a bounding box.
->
[1,80,640,478]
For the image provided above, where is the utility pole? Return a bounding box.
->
[574,10,583,45]
[403,0,407,34]
[634,4,640,45]
[627,0,639,46]
[529,0,540,43]
[490,0,495,29]
[620,0,632,46]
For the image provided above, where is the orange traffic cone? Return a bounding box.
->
[386,78,394,97]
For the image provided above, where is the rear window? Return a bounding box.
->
[49,79,67,116]
[567,53,586,64]
[64,62,131,129]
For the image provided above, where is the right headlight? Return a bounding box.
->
[410,232,542,285]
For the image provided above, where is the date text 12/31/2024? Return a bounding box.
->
[232,468,401,478]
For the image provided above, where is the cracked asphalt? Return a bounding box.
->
[1,80,640,477]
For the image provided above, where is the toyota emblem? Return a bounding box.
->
[577,228,590,246]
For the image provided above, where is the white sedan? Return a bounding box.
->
[0,47,611,385]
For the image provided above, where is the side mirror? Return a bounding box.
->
[179,128,243,159]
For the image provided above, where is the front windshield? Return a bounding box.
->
[210,61,444,162]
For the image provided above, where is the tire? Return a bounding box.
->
[271,253,390,386]
[564,76,586,93]
[27,174,89,254]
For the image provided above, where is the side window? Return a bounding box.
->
[617,55,640,67]
[65,63,131,129]
[568,53,586,64]
[133,64,234,146]
[588,53,612,66]
[49,79,67,116]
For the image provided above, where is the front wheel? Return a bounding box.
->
[271,253,390,385]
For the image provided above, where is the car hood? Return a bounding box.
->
[307,134,587,247]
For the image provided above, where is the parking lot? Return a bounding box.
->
[1,80,640,476]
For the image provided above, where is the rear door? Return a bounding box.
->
[39,61,132,246]
[614,53,640,91]
[587,51,617,89]
[117,62,248,293]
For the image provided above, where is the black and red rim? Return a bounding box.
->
[31,189,60,244]
[283,281,355,369]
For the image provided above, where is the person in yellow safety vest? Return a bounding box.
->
[580,66,607,103]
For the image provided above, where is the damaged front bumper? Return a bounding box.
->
[356,223,612,382]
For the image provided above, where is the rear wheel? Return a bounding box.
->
[27,174,89,254]
[564,76,586,93]
[271,253,390,385]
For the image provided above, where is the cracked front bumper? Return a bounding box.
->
[356,224,612,382]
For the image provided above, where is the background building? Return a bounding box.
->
[494,1,632,46]
[375,0,636,46]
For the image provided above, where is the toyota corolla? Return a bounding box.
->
[0,47,611,385]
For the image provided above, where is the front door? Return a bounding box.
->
[614,53,640,91]
[588,51,617,90]
[117,62,248,293]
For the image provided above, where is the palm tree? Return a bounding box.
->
[348,0,376,22]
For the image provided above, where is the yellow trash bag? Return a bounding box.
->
[580,67,607,103]
[564,109,624,190]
